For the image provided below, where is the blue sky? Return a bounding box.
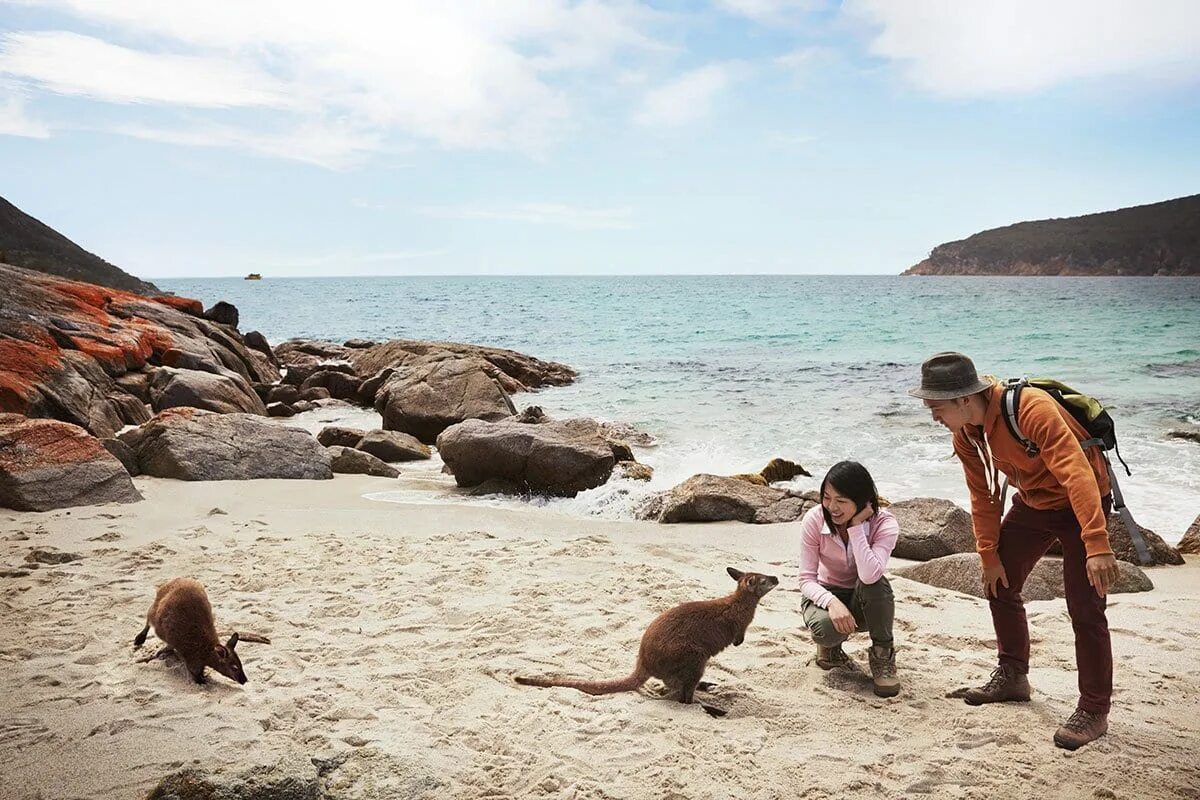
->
[1,0,1198,277]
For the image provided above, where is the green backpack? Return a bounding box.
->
[998,377,1151,565]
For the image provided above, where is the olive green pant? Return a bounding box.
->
[800,577,894,648]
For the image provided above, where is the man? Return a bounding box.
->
[909,352,1122,750]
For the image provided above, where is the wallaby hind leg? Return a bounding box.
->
[133,624,150,649]
[136,646,172,664]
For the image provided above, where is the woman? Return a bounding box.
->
[798,460,900,697]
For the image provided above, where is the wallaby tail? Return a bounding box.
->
[515,663,650,696]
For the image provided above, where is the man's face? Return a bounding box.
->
[923,397,971,433]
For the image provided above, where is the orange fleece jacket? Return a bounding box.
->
[952,383,1112,568]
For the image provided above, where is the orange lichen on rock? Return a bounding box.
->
[0,416,108,469]
[152,295,204,315]
[0,338,61,413]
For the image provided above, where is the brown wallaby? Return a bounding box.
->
[133,578,266,685]
[516,567,778,715]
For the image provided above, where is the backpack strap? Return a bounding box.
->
[1000,378,1039,457]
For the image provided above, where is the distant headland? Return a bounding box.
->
[903,194,1199,276]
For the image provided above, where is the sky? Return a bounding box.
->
[1,0,1198,278]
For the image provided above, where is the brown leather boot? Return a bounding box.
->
[868,645,900,697]
[815,644,851,670]
[1053,707,1108,750]
[958,664,1031,705]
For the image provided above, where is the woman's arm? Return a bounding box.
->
[798,507,836,608]
[848,509,898,584]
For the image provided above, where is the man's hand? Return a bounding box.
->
[982,561,1009,598]
[1086,554,1121,598]
[828,599,857,635]
[848,503,875,528]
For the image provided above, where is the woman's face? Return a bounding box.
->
[822,483,858,527]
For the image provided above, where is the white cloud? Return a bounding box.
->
[422,203,634,230]
[0,31,295,108]
[113,120,383,170]
[3,0,670,162]
[634,63,740,127]
[0,87,50,138]
[844,0,1200,96]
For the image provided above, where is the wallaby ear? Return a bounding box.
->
[726,567,744,581]
[226,632,239,650]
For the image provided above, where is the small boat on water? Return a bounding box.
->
[244,273,262,280]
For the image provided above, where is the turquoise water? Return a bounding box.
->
[156,276,1200,540]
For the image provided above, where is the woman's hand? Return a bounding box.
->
[828,598,857,635]
[848,503,875,528]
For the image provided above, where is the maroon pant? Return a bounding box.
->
[990,494,1113,714]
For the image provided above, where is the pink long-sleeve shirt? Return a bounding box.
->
[798,504,900,609]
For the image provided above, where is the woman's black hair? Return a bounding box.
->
[820,460,880,532]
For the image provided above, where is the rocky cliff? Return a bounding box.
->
[903,195,1199,276]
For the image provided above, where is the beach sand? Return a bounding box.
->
[1,475,1198,800]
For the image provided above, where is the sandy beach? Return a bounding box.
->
[2,474,1198,800]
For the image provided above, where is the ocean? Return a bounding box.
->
[155,275,1200,542]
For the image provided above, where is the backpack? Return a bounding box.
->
[998,377,1152,565]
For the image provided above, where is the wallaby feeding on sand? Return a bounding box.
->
[133,578,268,685]
[516,567,778,715]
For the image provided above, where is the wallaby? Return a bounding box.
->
[133,578,267,685]
[516,567,778,715]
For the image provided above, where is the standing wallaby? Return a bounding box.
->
[516,567,778,715]
[133,578,260,685]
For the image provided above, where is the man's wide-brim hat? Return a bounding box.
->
[908,352,995,400]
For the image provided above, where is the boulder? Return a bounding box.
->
[893,552,1153,600]
[243,331,277,365]
[327,446,399,478]
[437,417,629,497]
[119,408,332,481]
[100,437,140,476]
[638,473,817,524]
[355,430,430,462]
[1167,428,1200,444]
[317,426,366,448]
[1179,515,1200,555]
[888,497,976,561]
[376,358,517,443]
[114,370,153,403]
[267,402,296,417]
[355,367,396,407]
[1046,514,1184,566]
[350,338,576,391]
[300,369,362,402]
[615,461,654,481]
[299,386,331,402]
[109,391,151,426]
[149,367,268,416]
[162,348,223,374]
[292,400,315,413]
[268,384,301,405]
[202,300,239,328]
[0,415,142,511]
[344,338,376,349]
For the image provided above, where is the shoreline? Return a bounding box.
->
[2,476,1198,799]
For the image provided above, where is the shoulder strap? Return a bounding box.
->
[1000,378,1039,456]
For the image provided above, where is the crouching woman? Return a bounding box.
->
[798,460,901,697]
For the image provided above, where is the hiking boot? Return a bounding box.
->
[959,664,1031,705]
[1053,707,1108,750]
[868,645,900,697]
[815,644,851,670]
